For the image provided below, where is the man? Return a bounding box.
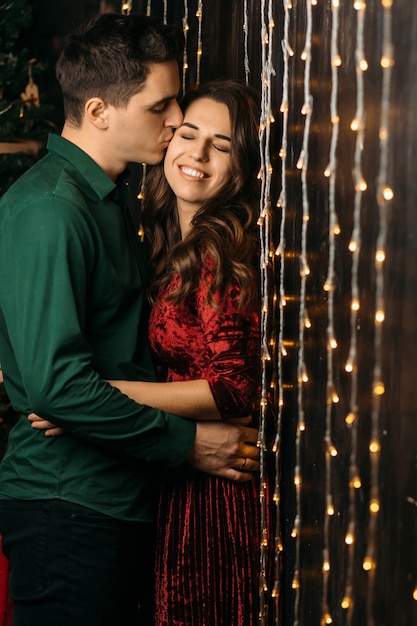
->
[0,13,259,626]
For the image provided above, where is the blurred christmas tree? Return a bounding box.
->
[0,0,58,195]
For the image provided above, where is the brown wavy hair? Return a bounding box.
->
[142,79,261,308]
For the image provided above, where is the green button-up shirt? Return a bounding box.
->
[0,134,196,521]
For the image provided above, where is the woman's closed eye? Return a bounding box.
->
[179,135,229,153]
[213,143,230,153]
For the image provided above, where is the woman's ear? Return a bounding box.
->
[84,97,109,129]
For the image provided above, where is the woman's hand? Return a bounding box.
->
[28,413,65,437]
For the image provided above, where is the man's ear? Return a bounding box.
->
[84,97,109,129]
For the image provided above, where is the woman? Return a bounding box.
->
[28,79,275,624]
[131,79,274,625]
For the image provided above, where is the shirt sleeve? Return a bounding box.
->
[195,261,260,419]
[0,195,195,466]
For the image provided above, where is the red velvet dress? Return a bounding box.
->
[150,256,274,625]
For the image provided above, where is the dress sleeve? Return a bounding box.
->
[195,262,260,419]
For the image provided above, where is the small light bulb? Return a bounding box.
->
[363,557,375,571]
[369,440,380,453]
[351,118,360,131]
[375,249,386,263]
[379,126,388,140]
[383,186,394,200]
[375,310,385,323]
[370,499,380,513]
[381,54,394,68]
[345,412,356,425]
[373,382,385,396]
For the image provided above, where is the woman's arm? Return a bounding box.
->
[29,378,221,434]
[107,378,221,420]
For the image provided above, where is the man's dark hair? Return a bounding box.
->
[56,12,184,127]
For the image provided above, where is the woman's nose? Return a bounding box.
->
[190,141,208,162]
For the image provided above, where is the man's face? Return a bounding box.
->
[107,60,183,167]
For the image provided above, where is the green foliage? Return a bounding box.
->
[0,0,32,91]
[0,0,57,195]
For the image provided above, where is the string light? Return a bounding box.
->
[364,2,394,623]
[195,1,203,85]
[258,0,276,622]
[182,1,189,93]
[341,2,369,620]
[121,1,132,15]
[243,0,250,84]
[322,0,341,622]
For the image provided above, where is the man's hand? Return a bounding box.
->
[187,419,260,483]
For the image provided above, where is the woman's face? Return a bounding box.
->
[163,97,233,218]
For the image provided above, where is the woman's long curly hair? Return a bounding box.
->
[142,79,261,308]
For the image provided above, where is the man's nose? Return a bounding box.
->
[165,100,183,128]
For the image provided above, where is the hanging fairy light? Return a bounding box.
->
[243,0,250,84]
[321,0,342,623]
[363,2,394,624]
[275,0,293,431]
[270,1,294,617]
[195,0,203,85]
[295,4,314,624]
[341,2,369,623]
[258,0,276,622]
[121,1,132,14]
[182,0,189,93]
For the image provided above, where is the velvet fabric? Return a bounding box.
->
[150,256,275,625]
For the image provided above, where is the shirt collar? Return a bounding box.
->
[46,133,117,201]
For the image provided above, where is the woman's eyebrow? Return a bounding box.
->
[181,122,231,142]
